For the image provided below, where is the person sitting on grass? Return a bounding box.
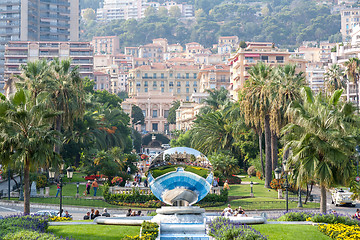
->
[102,208,110,217]
[238,207,248,217]
[90,209,95,219]
[221,204,233,216]
[93,210,101,219]
[223,180,230,190]
[353,209,360,220]
[83,212,90,220]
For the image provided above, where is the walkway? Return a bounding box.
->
[0,176,20,196]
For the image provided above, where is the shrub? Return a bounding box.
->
[270,178,285,191]
[2,230,63,240]
[247,166,256,176]
[198,189,228,204]
[209,217,267,240]
[105,188,158,203]
[218,175,242,186]
[318,223,360,239]
[49,216,72,222]
[36,174,48,189]
[141,221,159,240]
[277,211,313,221]
[256,171,262,180]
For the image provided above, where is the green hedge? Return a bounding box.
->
[198,189,228,204]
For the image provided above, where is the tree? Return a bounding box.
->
[282,87,358,213]
[345,57,360,112]
[82,8,96,22]
[324,64,346,93]
[167,100,180,124]
[208,151,239,177]
[202,88,229,111]
[239,62,273,188]
[170,131,192,147]
[169,6,181,18]
[131,105,144,125]
[0,89,60,214]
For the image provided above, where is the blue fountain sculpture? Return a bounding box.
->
[147,147,213,206]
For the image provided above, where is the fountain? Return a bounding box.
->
[95,147,266,239]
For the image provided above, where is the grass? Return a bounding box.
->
[47,181,104,197]
[48,225,141,240]
[206,176,320,210]
[62,172,87,183]
[252,224,330,240]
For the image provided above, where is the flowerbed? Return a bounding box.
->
[107,200,164,208]
[0,214,68,240]
[49,216,72,222]
[85,174,107,180]
[318,223,360,239]
[209,217,267,240]
[278,211,360,226]
[123,221,159,240]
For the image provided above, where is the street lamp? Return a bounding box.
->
[283,161,290,212]
[250,181,254,197]
[76,182,80,198]
[48,164,66,217]
[274,167,282,199]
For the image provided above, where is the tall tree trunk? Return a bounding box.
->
[23,158,30,215]
[305,184,309,204]
[271,131,278,170]
[258,129,265,177]
[356,80,359,113]
[320,184,327,213]
[264,115,272,188]
[54,115,62,154]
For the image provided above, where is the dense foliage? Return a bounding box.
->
[81,0,341,48]
[209,217,268,240]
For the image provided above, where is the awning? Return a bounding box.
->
[244,53,260,57]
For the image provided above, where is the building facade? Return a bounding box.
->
[198,64,230,92]
[341,8,360,40]
[92,36,120,55]
[4,41,93,84]
[228,42,306,100]
[0,0,80,92]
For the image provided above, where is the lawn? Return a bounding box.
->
[47,181,104,197]
[48,225,141,240]
[252,224,330,240]
[150,165,209,178]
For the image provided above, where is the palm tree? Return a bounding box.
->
[324,64,346,93]
[282,87,358,213]
[201,87,229,113]
[0,89,60,214]
[345,57,360,111]
[239,62,272,187]
[269,64,306,170]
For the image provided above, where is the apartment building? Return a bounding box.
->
[175,102,203,131]
[162,1,194,18]
[0,0,80,92]
[92,36,120,55]
[217,36,239,54]
[94,72,110,91]
[198,64,230,92]
[306,63,326,93]
[138,43,164,63]
[4,41,93,84]
[320,42,336,63]
[128,63,200,101]
[122,91,176,133]
[228,42,306,100]
[96,0,147,21]
[340,8,360,40]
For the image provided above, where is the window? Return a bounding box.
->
[161,81,164,87]
[153,73,157,78]
[137,88,140,92]
[186,96,190,101]
[136,81,141,87]
[161,88,164,92]
[144,73,148,78]
[161,73,164,78]
[169,81,174,87]
[101,83,104,89]
[186,88,189,93]
[177,81,181,87]
[193,73,197,79]
[153,110,158,118]
[152,123,158,131]
[193,81,197,87]
[194,88,197,92]
[177,88,180,93]
[177,73,181,78]
[276,56,284,63]
[260,56,268,62]
[170,73,173,77]
[142,110,146,117]
[144,81,148,87]
[145,88,148,92]
[186,81,190,87]
[164,110,169,118]
[186,73,189,79]
[153,81,157,87]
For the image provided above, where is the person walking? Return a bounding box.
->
[55,183,61,197]
[92,179,99,196]
[223,180,230,190]
[86,180,91,195]
[127,166,131,175]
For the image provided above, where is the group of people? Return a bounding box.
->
[126,209,143,217]
[85,179,99,196]
[83,208,110,220]
[58,209,72,219]
[221,204,248,217]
